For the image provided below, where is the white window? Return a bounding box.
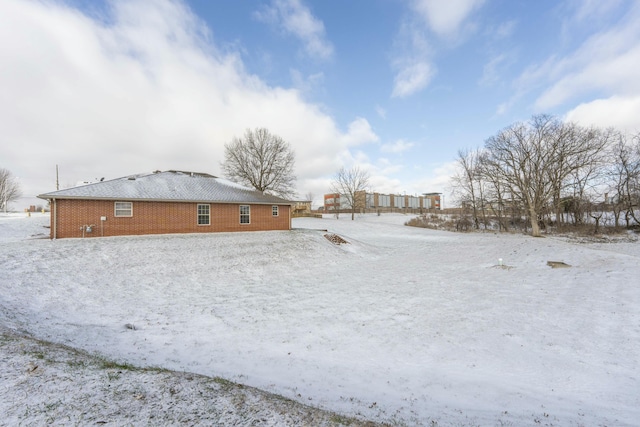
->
[366,194,375,208]
[114,201,132,217]
[197,204,210,225]
[272,205,279,217]
[240,205,250,224]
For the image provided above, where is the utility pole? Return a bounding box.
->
[56,165,59,190]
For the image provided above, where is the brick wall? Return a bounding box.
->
[323,193,339,210]
[50,199,291,239]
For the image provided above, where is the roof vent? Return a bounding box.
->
[127,176,136,180]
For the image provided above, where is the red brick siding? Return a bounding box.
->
[50,199,291,239]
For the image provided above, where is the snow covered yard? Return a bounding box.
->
[1,326,371,426]
[1,212,639,426]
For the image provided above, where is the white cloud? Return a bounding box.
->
[289,69,324,94]
[534,39,640,110]
[375,105,387,120]
[391,61,434,98]
[254,0,333,60]
[499,2,640,122]
[405,160,457,206]
[363,158,454,200]
[480,21,516,89]
[341,118,379,146]
[375,158,404,176]
[479,53,508,87]
[390,20,435,98]
[410,0,485,39]
[391,0,484,98]
[0,0,369,204]
[493,20,516,39]
[495,100,511,117]
[565,95,640,134]
[531,5,640,111]
[381,139,415,154]
[567,0,625,25]
[368,174,404,194]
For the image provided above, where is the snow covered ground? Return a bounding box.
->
[1,212,639,426]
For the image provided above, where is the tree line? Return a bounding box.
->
[450,115,640,237]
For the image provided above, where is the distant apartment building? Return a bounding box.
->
[324,191,441,212]
[323,193,342,210]
[422,193,442,210]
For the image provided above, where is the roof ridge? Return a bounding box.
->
[165,170,217,178]
[37,170,293,204]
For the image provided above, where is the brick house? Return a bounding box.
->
[38,170,293,239]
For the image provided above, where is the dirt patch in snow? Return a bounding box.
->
[324,234,349,245]
[547,261,571,268]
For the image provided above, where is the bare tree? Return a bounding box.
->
[482,115,609,237]
[478,154,510,232]
[330,166,370,220]
[0,168,22,212]
[586,188,608,234]
[221,128,296,199]
[452,150,480,230]
[483,117,553,237]
[304,192,314,210]
[550,124,612,229]
[451,148,485,230]
[607,132,640,227]
[630,133,640,225]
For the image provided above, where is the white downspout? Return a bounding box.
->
[52,198,57,240]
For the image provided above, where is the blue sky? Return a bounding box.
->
[2,0,639,208]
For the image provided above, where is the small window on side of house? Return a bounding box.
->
[240,205,250,224]
[272,205,279,217]
[114,201,133,217]
[197,204,210,225]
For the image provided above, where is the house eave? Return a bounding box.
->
[37,195,294,206]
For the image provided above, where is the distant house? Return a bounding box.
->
[292,200,312,216]
[38,170,293,239]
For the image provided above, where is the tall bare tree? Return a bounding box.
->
[0,168,22,212]
[483,115,609,237]
[483,118,550,236]
[330,166,370,220]
[478,150,511,232]
[548,123,612,229]
[451,148,485,229]
[221,128,296,199]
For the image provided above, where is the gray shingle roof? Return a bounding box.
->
[38,170,293,205]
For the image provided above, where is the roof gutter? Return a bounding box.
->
[37,195,295,206]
